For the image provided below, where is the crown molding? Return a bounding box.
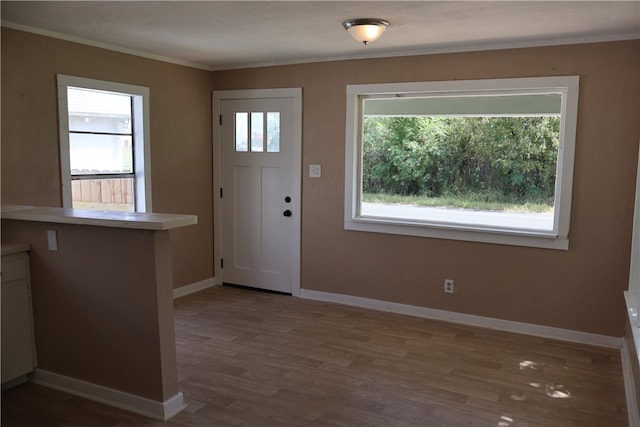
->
[1,20,215,71]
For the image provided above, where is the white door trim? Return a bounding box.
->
[212,88,302,296]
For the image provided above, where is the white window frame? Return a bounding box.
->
[625,147,640,362]
[57,74,152,212]
[344,76,579,250]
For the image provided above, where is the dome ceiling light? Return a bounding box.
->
[342,18,389,46]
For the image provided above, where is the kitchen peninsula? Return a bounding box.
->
[1,205,197,420]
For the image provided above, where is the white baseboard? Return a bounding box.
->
[31,369,185,421]
[299,289,622,349]
[622,339,640,427]
[173,277,218,299]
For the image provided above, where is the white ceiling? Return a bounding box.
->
[2,1,639,70]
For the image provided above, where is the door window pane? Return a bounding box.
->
[235,111,280,154]
[251,112,264,152]
[235,112,248,152]
[266,112,280,153]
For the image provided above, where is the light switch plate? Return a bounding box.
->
[47,229,58,251]
[309,164,321,178]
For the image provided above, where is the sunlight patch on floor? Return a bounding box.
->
[497,415,514,426]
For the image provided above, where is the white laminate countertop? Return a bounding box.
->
[1,205,197,231]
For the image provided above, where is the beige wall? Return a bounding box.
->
[1,28,214,289]
[214,41,640,337]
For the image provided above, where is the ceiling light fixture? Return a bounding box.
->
[342,18,389,46]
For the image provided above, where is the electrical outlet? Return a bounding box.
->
[444,279,455,294]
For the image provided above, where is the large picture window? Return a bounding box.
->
[57,75,151,212]
[345,77,579,249]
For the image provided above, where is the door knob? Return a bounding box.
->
[283,209,292,217]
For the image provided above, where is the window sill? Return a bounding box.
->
[345,216,569,250]
[625,291,640,359]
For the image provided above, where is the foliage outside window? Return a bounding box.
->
[344,77,579,249]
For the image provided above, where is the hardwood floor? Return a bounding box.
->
[2,285,628,426]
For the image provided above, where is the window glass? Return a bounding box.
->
[266,112,280,153]
[235,111,280,153]
[67,88,136,211]
[360,114,560,233]
[235,112,248,152]
[69,134,133,174]
[71,178,134,212]
[67,88,132,134]
[251,112,264,152]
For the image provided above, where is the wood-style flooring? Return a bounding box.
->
[2,285,628,426]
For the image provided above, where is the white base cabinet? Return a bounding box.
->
[1,244,36,388]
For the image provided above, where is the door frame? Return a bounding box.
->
[212,88,302,296]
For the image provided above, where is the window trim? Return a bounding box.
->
[344,76,579,250]
[57,75,152,212]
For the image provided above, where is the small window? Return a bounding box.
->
[345,77,579,249]
[234,111,280,153]
[57,75,151,212]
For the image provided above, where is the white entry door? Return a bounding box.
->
[215,89,301,294]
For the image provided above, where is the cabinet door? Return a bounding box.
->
[2,253,35,383]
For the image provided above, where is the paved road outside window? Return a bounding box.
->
[361,202,554,231]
